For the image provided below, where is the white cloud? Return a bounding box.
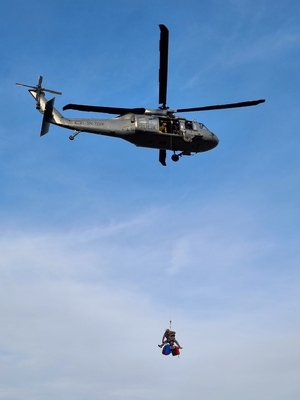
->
[1,198,300,399]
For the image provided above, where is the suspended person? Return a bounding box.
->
[158,328,182,349]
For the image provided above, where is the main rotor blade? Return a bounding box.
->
[176,99,265,113]
[63,103,146,115]
[158,24,169,109]
[159,149,167,166]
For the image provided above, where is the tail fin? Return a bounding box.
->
[40,98,55,136]
[16,77,67,136]
[28,90,64,136]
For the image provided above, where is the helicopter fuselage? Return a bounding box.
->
[18,24,264,165]
[33,90,219,155]
[61,113,219,153]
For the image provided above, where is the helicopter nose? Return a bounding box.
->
[211,132,219,148]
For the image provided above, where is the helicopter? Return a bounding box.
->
[16,24,265,166]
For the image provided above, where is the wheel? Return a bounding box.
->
[69,135,74,141]
[171,154,179,162]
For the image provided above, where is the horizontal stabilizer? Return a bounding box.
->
[40,98,55,136]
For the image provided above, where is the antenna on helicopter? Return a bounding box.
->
[16,76,62,110]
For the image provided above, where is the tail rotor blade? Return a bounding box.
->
[16,76,62,95]
[43,88,62,95]
[16,83,36,89]
[38,75,43,87]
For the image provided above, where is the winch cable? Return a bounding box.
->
[168,133,174,330]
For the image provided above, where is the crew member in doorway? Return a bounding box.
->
[171,119,179,134]
[159,122,167,133]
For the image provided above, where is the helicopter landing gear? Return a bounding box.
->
[69,130,81,140]
[171,153,180,162]
[171,151,185,162]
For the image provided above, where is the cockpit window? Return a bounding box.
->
[199,123,208,130]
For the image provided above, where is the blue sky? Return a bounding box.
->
[1,0,300,399]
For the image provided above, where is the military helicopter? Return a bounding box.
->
[16,24,265,166]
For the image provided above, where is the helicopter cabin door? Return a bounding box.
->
[136,116,159,132]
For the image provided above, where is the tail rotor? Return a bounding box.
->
[16,75,62,109]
